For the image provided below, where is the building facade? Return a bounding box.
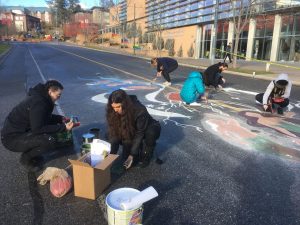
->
[91,7,110,28]
[107,0,300,62]
[0,11,41,35]
[146,0,300,61]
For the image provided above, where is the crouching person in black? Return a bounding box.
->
[106,89,161,169]
[1,80,74,171]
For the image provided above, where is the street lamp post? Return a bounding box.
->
[211,0,219,64]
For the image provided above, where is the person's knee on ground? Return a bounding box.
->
[109,137,122,154]
[280,98,289,108]
[139,124,161,167]
[276,98,289,115]
[26,134,57,159]
[255,93,264,104]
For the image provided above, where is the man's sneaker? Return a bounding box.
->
[163,81,171,87]
[189,102,202,106]
[277,107,284,115]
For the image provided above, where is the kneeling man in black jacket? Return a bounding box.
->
[1,80,74,171]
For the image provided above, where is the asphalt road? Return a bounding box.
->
[1,42,300,225]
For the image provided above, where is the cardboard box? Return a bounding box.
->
[69,154,119,200]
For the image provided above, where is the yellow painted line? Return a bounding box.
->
[208,100,246,112]
[217,48,300,71]
[49,45,181,92]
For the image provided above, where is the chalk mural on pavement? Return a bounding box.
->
[87,76,300,160]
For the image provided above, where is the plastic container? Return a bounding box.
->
[106,188,143,225]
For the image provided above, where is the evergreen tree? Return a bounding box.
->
[46,0,69,26]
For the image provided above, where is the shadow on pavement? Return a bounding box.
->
[234,155,297,225]
[139,178,183,225]
[27,172,44,225]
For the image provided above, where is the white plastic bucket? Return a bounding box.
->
[106,188,143,225]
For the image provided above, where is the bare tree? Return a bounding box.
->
[230,0,257,68]
[99,0,114,9]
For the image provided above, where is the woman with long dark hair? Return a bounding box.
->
[106,89,161,169]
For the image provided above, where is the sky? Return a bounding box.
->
[2,0,100,9]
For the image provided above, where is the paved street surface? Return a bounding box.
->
[1,42,300,225]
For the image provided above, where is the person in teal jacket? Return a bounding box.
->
[180,71,206,104]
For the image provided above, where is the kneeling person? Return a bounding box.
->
[203,62,227,89]
[180,71,206,105]
[255,73,292,115]
[1,80,75,171]
[106,89,161,169]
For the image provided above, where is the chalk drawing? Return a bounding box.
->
[203,113,300,160]
[88,77,300,138]
[87,76,206,132]
[91,92,190,118]
[240,111,300,139]
[145,86,168,105]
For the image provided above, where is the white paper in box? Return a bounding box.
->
[90,139,111,167]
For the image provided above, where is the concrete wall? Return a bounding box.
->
[161,25,198,58]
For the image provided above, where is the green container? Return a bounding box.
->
[54,131,73,148]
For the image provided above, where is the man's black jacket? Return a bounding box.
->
[1,83,65,138]
[203,63,223,87]
[156,57,178,73]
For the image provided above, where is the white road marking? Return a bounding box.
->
[28,48,65,116]
[223,87,258,96]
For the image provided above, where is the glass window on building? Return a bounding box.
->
[252,15,274,60]
[200,24,212,58]
[233,22,249,60]
[278,14,300,62]
[216,21,229,59]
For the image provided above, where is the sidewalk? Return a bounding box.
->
[62,42,300,86]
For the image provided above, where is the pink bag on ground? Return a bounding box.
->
[37,167,72,198]
[50,175,72,198]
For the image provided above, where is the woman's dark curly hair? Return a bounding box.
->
[106,89,135,142]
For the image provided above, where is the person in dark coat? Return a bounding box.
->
[151,57,178,86]
[1,80,75,171]
[106,89,161,169]
[224,42,232,63]
[203,62,228,89]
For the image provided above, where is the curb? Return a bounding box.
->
[54,42,300,86]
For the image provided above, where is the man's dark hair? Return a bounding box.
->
[151,58,158,65]
[223,63,228,68]
[218,62,228,68]
[276,80,288,87]
[45,80,64,91]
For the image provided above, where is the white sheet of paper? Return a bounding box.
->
[90,139,111,167]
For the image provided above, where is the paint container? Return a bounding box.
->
[82,133,95,143]
[89,128,101,139]
[106,188,143,225]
